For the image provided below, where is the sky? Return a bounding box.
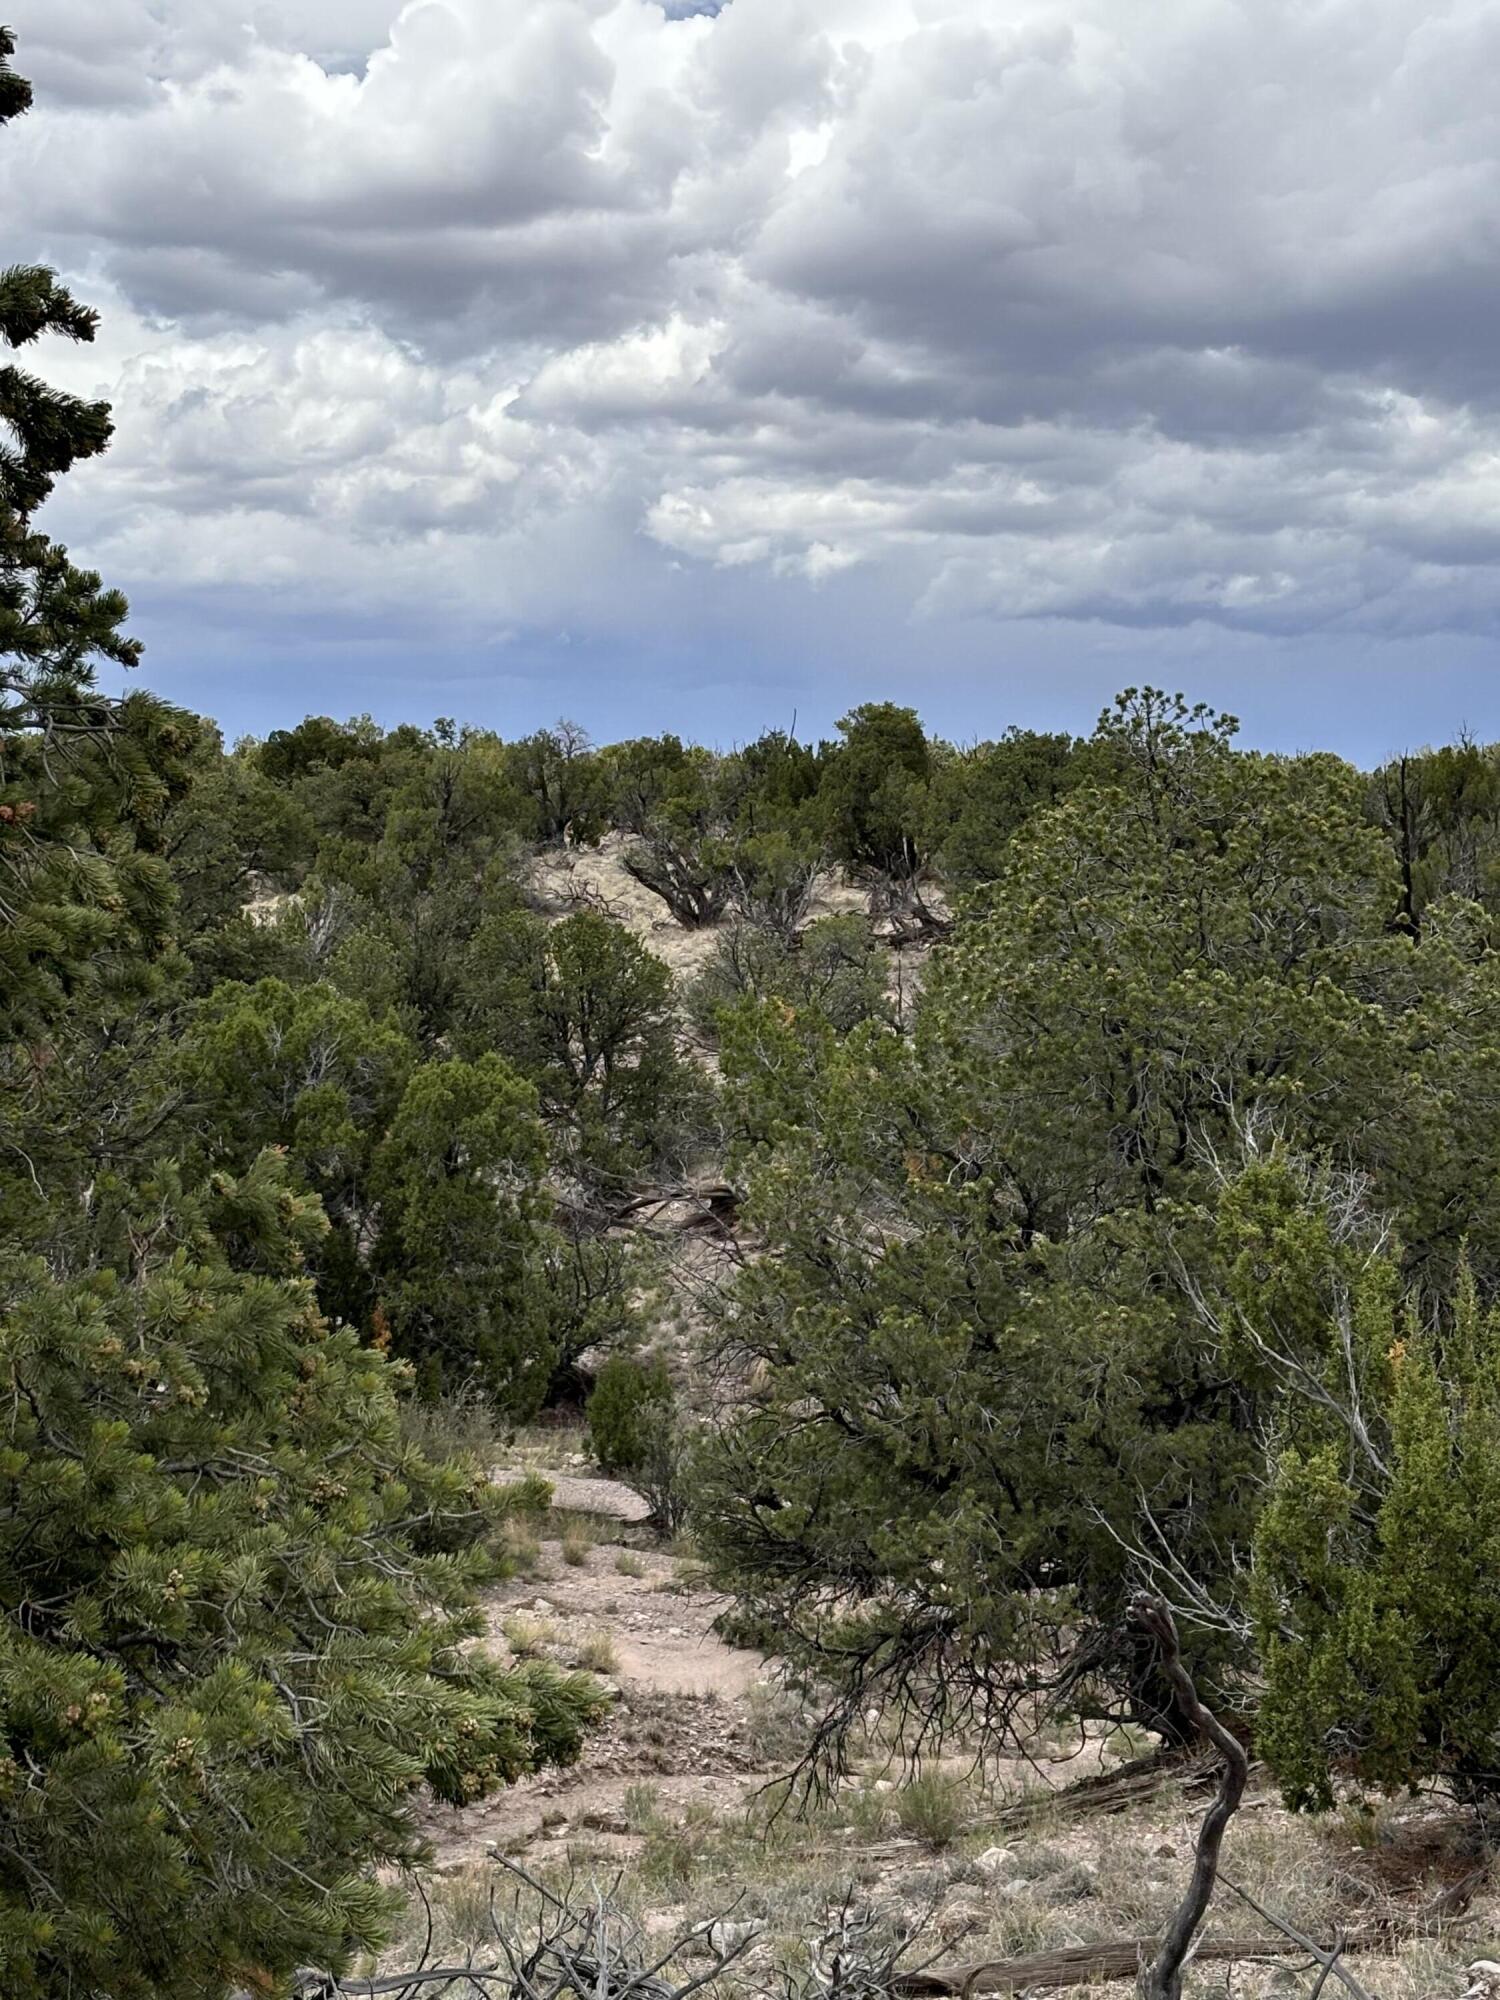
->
[9,0,1500,758]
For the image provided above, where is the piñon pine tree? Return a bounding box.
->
[0,33,605,1994]
[0,1150,603,1996]
[0,26,189,1040]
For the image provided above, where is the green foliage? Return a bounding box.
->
[177,977,412,1181]
[597,731,697,834]
[929,727,1097,886]
[456,907,702,1195]
[1368,740,1500,934]
[695,1005,1254,1747]
[695,689,1500,1766]
[15,80,1500,1885]
[587,1354,674,1477]
[724,825,823,936]
[506,720,604,845]
[622,804,736,929]
[919,690,1403,1225]
[587,1355,690,1536]
[688,913,889,1043]
[818,702,932,881]
[615,731,825,933]
[0,1149,602,1997]
[372,1053,559,1410]
[1210,1166,1500,1808]
[0,30,197,1044]
[163,724,315,960]
[257,713,383,787]
[172,975,414,1325]
[0,40,614,1993]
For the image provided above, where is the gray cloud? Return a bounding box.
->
[10,0,1500,653]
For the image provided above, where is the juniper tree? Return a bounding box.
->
[161,722,316,978]
[171,976,416,1328]
[818,702,932,884]
[506,720,605,845]
[1203,1158,1500,1808]
[695,692,1500,1764]
[688,912,889,1045]
[926,726,1096,886]
[371,1052,564,1407]
[454,908,702,1198]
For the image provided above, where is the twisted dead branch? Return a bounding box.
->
[1129,1594,1249,2000]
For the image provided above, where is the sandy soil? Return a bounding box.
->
[422,1477,778,1869]
[528,835,731,982]
[493,1467,652,1522]
[526,832,937,986]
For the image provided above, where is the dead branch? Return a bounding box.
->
[1130,1594,1249,2000]
[893,1929,1365,1996]
[276,1864,970,2000]
[984,1746,1223,1836]
[275,1854,762,2000]
[898,1843,1489,1997]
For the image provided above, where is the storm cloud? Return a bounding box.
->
[9,0,1500,738]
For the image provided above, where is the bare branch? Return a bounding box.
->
[1129,1594,1249,2000]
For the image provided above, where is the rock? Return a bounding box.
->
[941,1895,986,1930]
[1046,1862,1098,1904]
[708,1920,765,1956]
[974,1845,1017,1879]
[541,1808,568,1829]
[1154,1842,1177,1859]
[532,1599,556,1615]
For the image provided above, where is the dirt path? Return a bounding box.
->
[423,1472,777,1873]
[401,1460,1499,2000]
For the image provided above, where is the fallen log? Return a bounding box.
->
[895,1925,1436,1996]
[894,1871,1489,1997]
[895,1933,1322,1995]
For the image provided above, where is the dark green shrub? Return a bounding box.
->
[587,1355,674,1477]
[587,1357,692,1535]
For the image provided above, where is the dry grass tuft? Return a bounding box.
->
[560,1519,594,1568]
[894,1769,973,1848]
[501,1612,557,1658]
[576,1628,620,1674]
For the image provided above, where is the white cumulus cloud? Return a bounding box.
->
[10,0,1500,702]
